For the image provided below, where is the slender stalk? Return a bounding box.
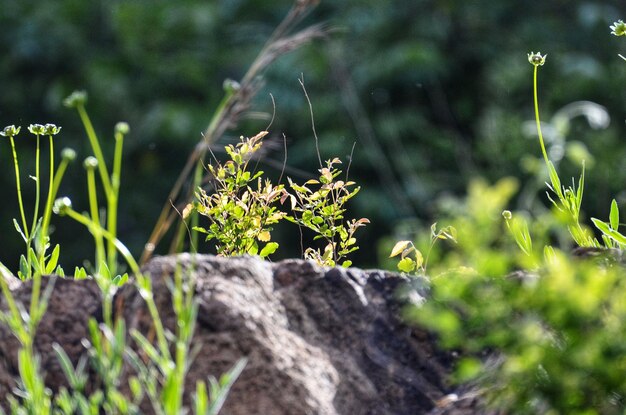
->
[77,104,112,196]
[40,134,56,258]
[108,130,125,273]
[86,165,106,270]
[30,134,41,240]
[63,207,140,275]
[533,66,550,166]
[10,137,30,240]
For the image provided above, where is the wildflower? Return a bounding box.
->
[0,125,21,137]
[43,123,62,135]
[83,156,98,170]
[528,52,547,67]
[61,148,77,162]
[63,90,87,108]
[115,121,130,135]
[28,124,46,135]
[53,197,72,216]
[610,20,626,37]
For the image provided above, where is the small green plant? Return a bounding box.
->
[389,223,457,274]
[404,30,626,414]
[63,91,129,278]
[193,131,287,259]
[527,52,599,248]
[286,157,369,267]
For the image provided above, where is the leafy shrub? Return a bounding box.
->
[397,24,626,414]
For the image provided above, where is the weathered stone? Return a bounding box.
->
[0,254,488,414]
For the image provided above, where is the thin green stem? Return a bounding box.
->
[108,131,124,273]
[87,168,106,271]
[63,208,140,275]
[40,135,56,257]
[30,135,41,242]
[10,137,30,240]
[533,66,550,166]
[29,271,42,336]
[77,105,112,196]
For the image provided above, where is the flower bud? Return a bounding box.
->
[115,121,130,136]
[63,90,87,108]
[610,20,626,37]
[527,52,547,67]
[28,124,46,135]
[61,148,77,162]
[53,197,73,216]
[44,123,62,135]
[0,125,21,137]
[83,156,98,170]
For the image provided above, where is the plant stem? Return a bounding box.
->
[63,208,140,275]
[87,167,106,271]
[40,134,56,261]
[77,104,112,195]
[108,130,124,273]
[10,137,30,240]
[533,66,550,166]
[31,134,41,241]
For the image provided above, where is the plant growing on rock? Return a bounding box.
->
[286,157,369,267]
[192,131,287,259]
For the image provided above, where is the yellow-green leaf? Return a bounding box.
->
[390,240,411,258]
[397,257,416,273]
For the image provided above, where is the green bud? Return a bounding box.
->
[83,156,98,170]
[61,147,77,162]
[610,20,626,37]
[28,124,46,135]
[115,121,130,136]
[44,123,62,135]
[527,51,547,67]
[223,78,241,94]
[63,90,88,108]
[53,197,72,216]
[0,125,21,137]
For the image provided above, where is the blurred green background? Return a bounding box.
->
[0,0,624,271]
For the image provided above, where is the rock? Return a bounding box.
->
[0,254,487,414]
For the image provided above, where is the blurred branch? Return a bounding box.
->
[141,0,328,264]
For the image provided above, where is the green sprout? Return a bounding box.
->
[286,157,369,268]
[63,91,129,277]
[528,52,597,248]
[390,223,456,275]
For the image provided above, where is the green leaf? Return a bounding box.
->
[390,241,412,258]
[259,242,279,258]
[397,257,416,273]
[28,248,42,276]
[53,343,81,388]
[19,254,30,280]
[547,161,563,200]
[45,244,60,275]
[195,381,209,415]
[13,219,27,243]
[74,266,88,279]
[592,218,626,245]
[130,330,162,367]
[610,199,620,230]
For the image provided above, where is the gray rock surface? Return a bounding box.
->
[0,254,488,414]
